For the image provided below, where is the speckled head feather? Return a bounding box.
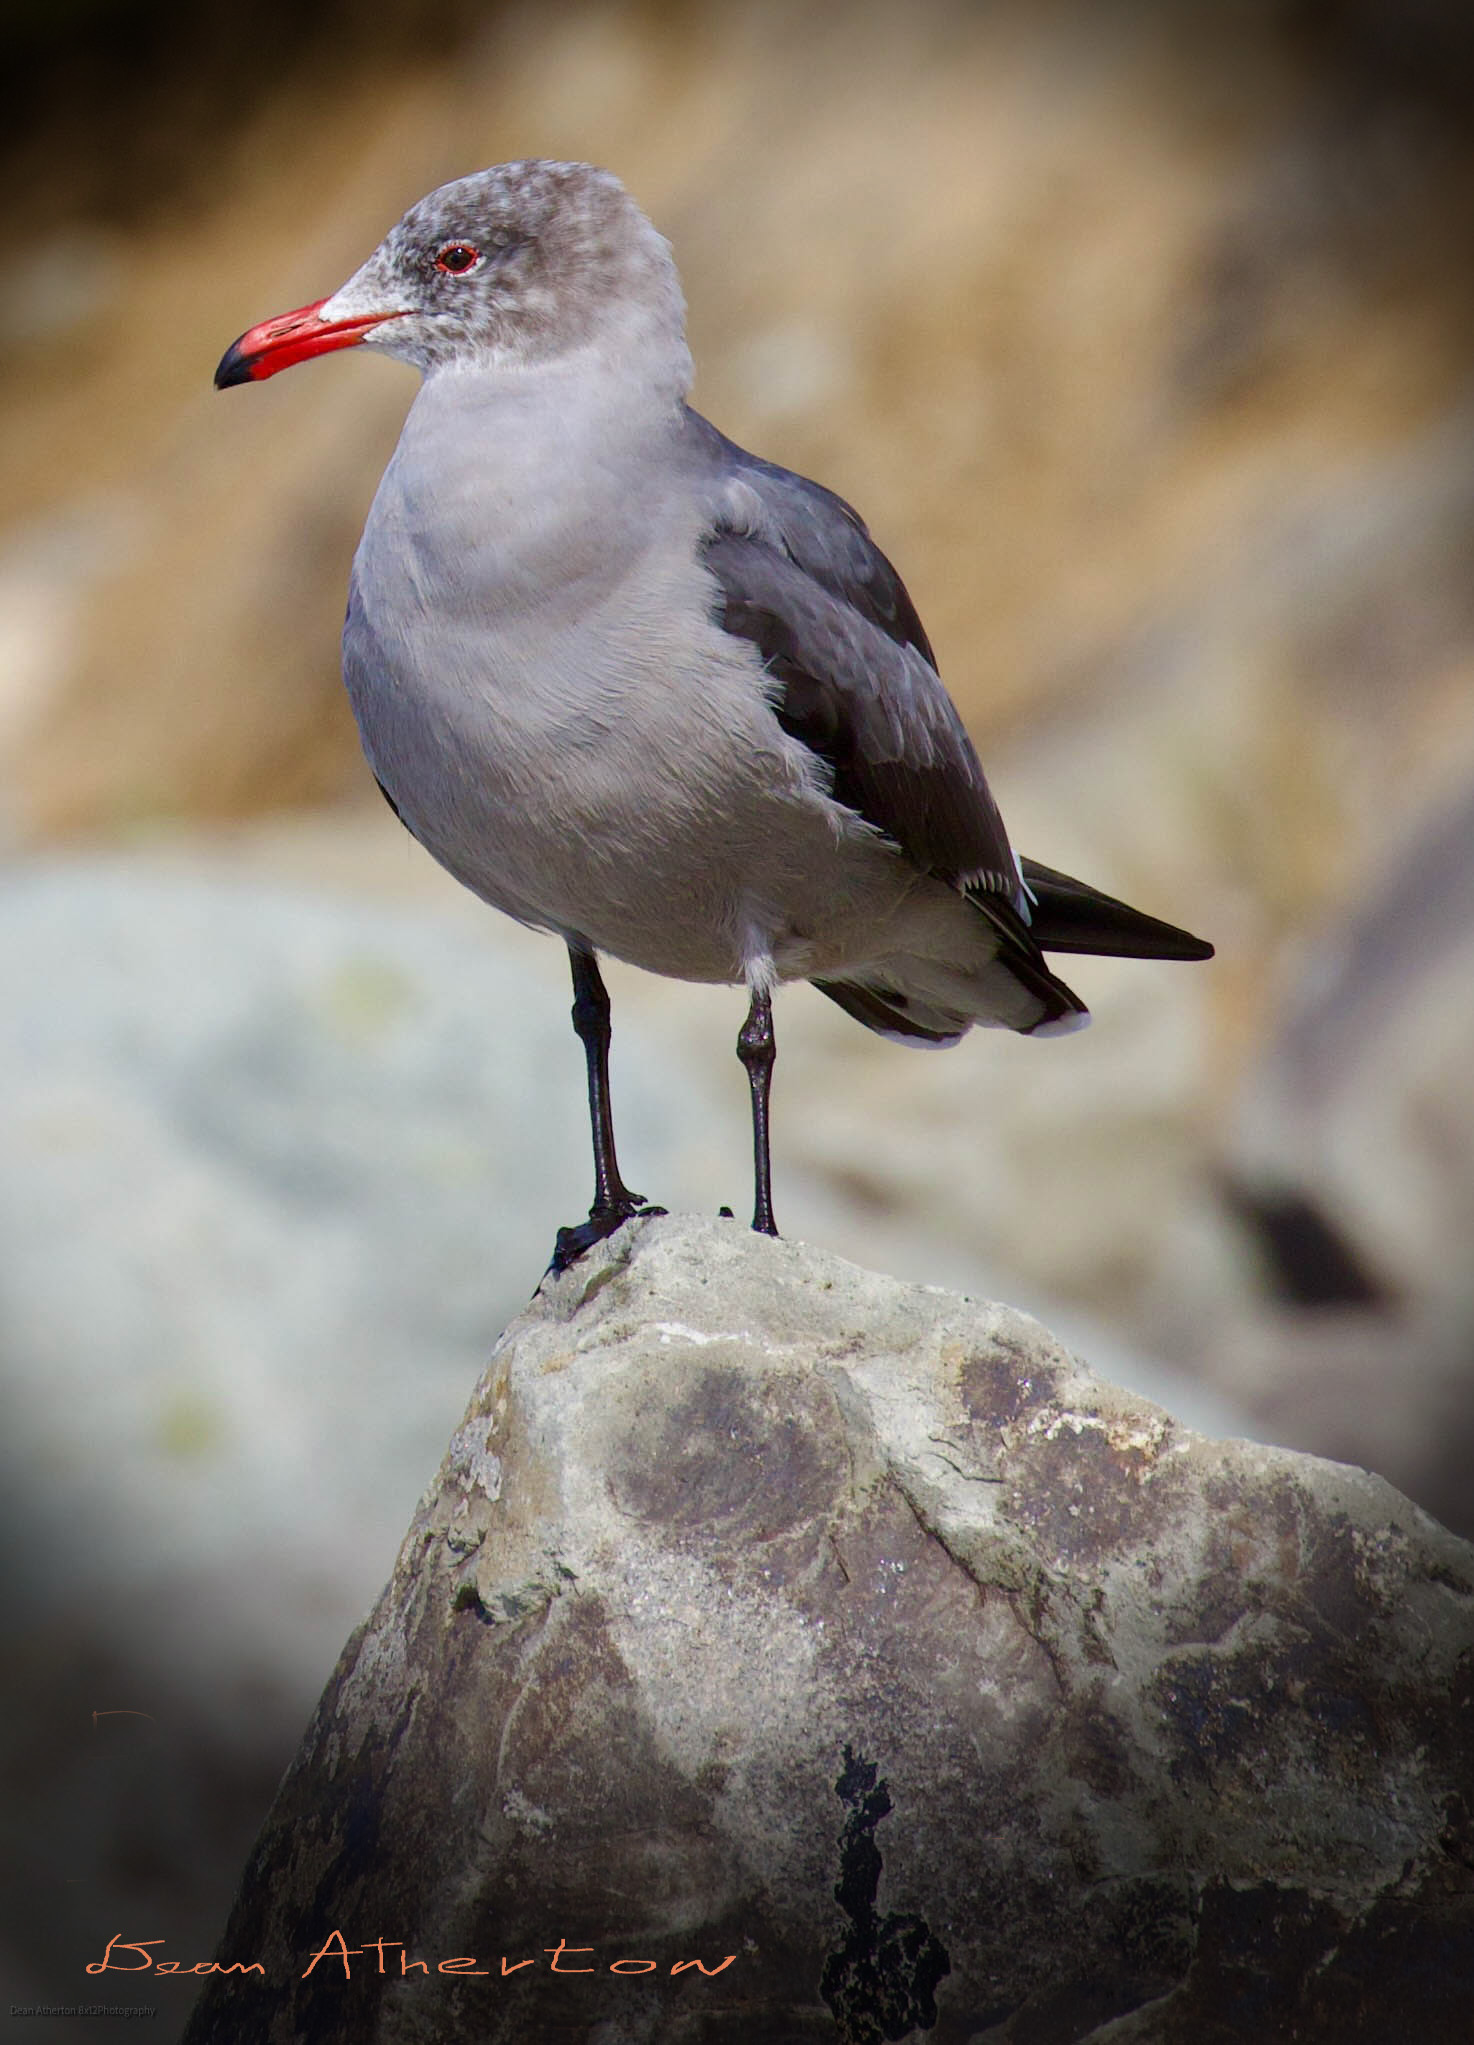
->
[318,159,690,384]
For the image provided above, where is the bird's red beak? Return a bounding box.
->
[214,299,406,389]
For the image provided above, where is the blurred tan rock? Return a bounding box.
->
[1180,773,1474,1535]
[1228,776,1474,1329]
[1200,1305,1474,1540]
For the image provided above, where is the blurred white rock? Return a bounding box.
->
[1,858,696,1675]
[0,848,1248,1689]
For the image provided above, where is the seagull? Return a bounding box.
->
[215,160,1212,1272]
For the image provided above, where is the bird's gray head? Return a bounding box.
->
[215,160,690,394]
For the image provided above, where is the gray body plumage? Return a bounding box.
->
[215,158,1212,1257]
[224,158,1208,1062]
[327,160,1125,1042]
[345,373,1049,1034]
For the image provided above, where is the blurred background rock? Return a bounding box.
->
[3,0,1473,2032]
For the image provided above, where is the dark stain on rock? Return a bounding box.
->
[1423,1555,1474,1597]
[1170,1881,1341,2039]
[1298,1509,1394,1637]
[1165,1483,1403,1657]
[1100,1875,1198,2001]
[1156,1632,1382,1791]
[1164,1507,1274,1649]
[821,1480,1062,1773]
[1438,1788,1474,1871]
[958,1338,1060,1429]
[976,1874,1196,2042]
[1401,1643,1474,1776]
[475,1594,734,1933]
[185,1682,411,2045]
[1061,1695,1136,1801]
[1007,1416,1180,1567]
[819,1745,950,2043]
[1295,1885,1474,2043]
[1094,1877,1474,2041]
[606,1362,845,1553]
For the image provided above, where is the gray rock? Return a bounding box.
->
[184,1215,1474,2045]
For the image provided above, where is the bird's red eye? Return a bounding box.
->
[435,243,482,276]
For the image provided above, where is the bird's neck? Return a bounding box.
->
[411,324,686,481]
[370,342,690,611]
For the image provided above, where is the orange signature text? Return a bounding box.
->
[86,1932,738,1982]
[87,1940,260,1979]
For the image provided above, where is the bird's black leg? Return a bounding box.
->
[736,986,780,1238]
[551,946,660,1273]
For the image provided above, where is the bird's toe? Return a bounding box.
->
[547,1198,664,1275]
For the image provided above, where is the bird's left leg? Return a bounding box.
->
[551,945,661,1273]
[736,982,780,1238]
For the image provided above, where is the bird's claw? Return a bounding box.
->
[548,1198,665,1275]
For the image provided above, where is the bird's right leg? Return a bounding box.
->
[550,945,661,1273]
[736,983,780,1239]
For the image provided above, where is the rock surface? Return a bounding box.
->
[185,1216,1474,2044]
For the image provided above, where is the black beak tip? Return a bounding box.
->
[213,339,253,390]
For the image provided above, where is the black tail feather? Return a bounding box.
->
[1017,859,1214,961]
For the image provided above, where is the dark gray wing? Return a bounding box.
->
[687,408,1020,898]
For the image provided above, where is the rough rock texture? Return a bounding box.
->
[184,1216,1474,2045]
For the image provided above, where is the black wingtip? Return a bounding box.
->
[1034,916,1216,963]
[1017,859,1216,962]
